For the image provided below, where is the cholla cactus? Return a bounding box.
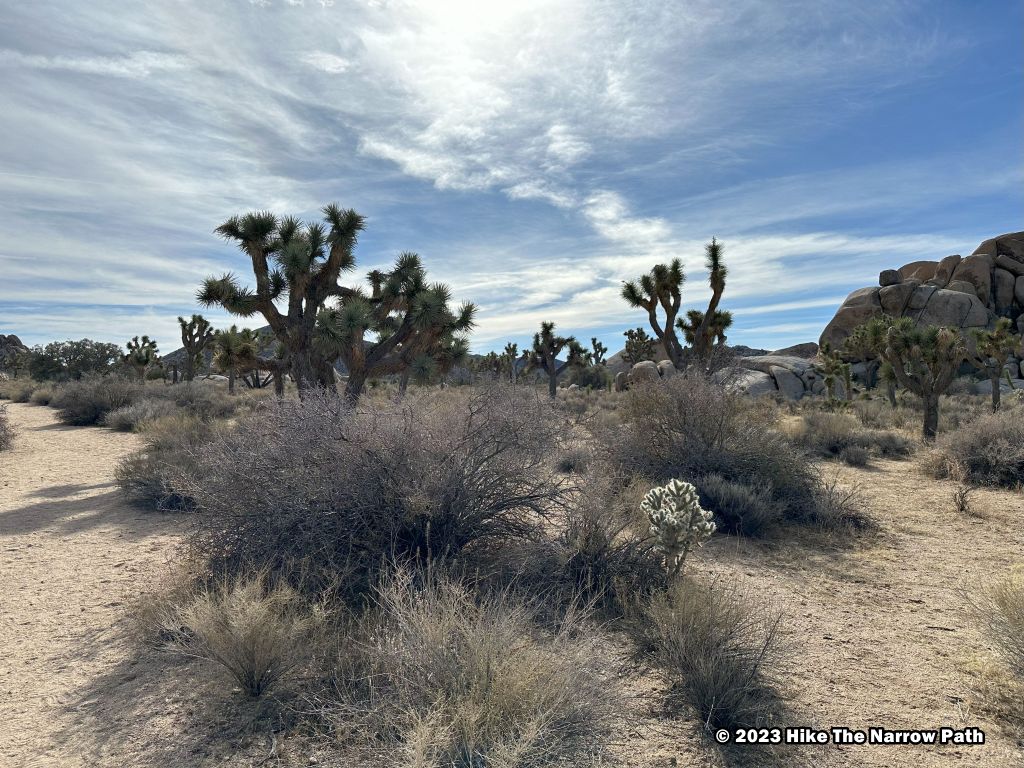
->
[642,479,716,576]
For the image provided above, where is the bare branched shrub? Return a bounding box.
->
[326,571,616,767]
[628,577,787,738]
[7,381,37,403]
[51,374,144,426]
[29,384,56,406]
[0,404,13,451]
[153,571,322,697]
[968,572,1024,677]
[787,410,914,462]
[952,484,974,516]
[177,386,566,598]
[925,406,1024,488]
[610,376,843,531]
[693,474,783,537]
[115,413,220,510]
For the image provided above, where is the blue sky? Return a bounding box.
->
[1,0,1021,355]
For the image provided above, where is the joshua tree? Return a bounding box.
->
[213,325,259,395]
[589,338,608,366]
[621,238,729,369]
[124,336,159,383]
[882,319,966,440]
[843,316,893,389]
[199,205,366,395]
[177,314,215,382]
[527,321,588,397]
[621,259,686,368]
[622,327,657,366]
[970,318,1019,412]
[314,253,476,400]
[818,343,852,403]
[502,342,520,384]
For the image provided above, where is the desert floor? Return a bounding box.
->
[2,401,1022,767]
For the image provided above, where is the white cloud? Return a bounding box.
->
[302,51,351,73]
[0,49,192,78]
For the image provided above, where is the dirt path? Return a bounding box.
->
[0,403,181,768]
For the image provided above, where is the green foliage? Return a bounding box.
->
[212,325,259,393]
[527,321,588,396]
[177,314,215,381]
[622,327,656,366]
[124,335,159,382]
[818,342,852,403]
[589,337,608,366]
[27,339,122,382]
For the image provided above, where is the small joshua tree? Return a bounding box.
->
[622,327,657,366]
[178,314,215,382]
[502,342,520,384]
[589,338,608,366]
[641,479,716,576]
[124,336,159,383]
[882,319,966,440]
[971,318,1019,412]
[213,325,259,395]
[527,321,588,397]
[818,342,852,404]
[843,316,893,389]
[878,360,899,408]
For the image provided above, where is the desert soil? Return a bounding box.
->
[2,401,1023,767]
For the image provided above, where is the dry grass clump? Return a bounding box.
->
[693,474,783,537]
[28,384,56,406]
[115,413,220,510]
[147,571,323,697]
[925,406,1024,488]
[554,444,592,474]
[628,577,787,746]
[0,404,13,451]
[326,571,616,767]
[610,375,853,533]
[177,386,567,599]
[4,380,38,403]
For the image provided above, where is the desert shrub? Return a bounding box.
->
[0,404,13,450]
[555,444,591,474]
[163,381,240,420]
[693,474,783,537]
[29,384,56,406]
[7,381,37,403]
[103,398,179,432]
[839,445,869,467]
[969,572,1024,677]
[51,375,144,426]
[610,376,830,530]
[327,571,616,767]
[629,577,786,737]
[152,571,322,697]
[176,386,566,599]
[926,406,1024,488]
[115,413,219,510]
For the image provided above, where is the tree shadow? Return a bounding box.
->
[0,489,170,540]
[27,481,114,499]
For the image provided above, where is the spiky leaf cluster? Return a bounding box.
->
[622,327,657,365]
[641,478,716,576]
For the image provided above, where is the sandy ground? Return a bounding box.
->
[2,401,1023,767]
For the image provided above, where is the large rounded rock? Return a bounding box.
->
[729,368,778,398]
[1015,275,1024,307]
[770,365,804,400]
[994,268,1016,315]
[627,360,660,385]
[819,287,883,348]
[879,269,901,287]
[899,260,938,282]
[925,254,962,288]
[879,281,918,315]
[614,371,628,392]
[656,360,677,378]
[950,253,993,305]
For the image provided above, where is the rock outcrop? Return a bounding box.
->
[0,334,28,372]
[820,232,1024,349]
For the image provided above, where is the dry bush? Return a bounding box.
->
[610,376,843,532]
[968,572,1024,677]
[177,386,567,599]
[925,406,1024,488]
[6,381,37,403]
[787,410,914,462]
[693,474,783,537]
[51,374,144,425]
[326,571,616,767]
[163,380,242,420]
[29,384,56,406]
[0,404,13,451]
[839,445,869,467]
[629,577,787,738]
[151,571,322,697]
[115,413,220,510]
[554,444,592,474]
[103,398,180,432]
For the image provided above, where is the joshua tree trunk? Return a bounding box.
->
[399,370,410,398]
[227,369,236,395]
[923,393,940,441]
[345,369,369,401]
[273,370,284,397]
[172,365,179,384]
[989,371,1001,412]
[886,381,897,408]
[548,371,558,398]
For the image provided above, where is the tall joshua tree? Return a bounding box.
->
[970,318,1019,412]
[178,314,215,382]
[527,321,588,397]
[502,342,520,384]
[622,238,729,369]
[124,336,158,383]
[198,205,367,395]
[882,319,965,440]
[314,253,476,400]
[622,327,656,366]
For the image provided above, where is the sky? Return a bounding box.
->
[0,0,1021,355]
